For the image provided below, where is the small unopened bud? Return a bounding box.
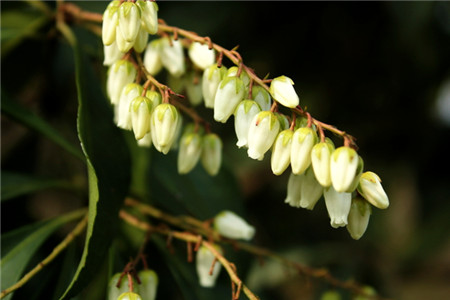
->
[107,60,137,105]
[103,41,122,66]
[271,129,294,175]
[247,111,280,161]
[143,40,163,75]
[227,67,250,87]
[214,210,255,240]
[107,273,139,300]
[330,146,359,193]
[324,186,352,228]
[138,270,158,300]
[136,0,158,34]
[189,42,215,70]
[133,28,149,53]
[130,96,153,140]
[196,245,222,288]
[118,2,141,43]
[251,85,272,111]
[310,138,335,187]
[102,1,120,46]
[117,83,143,130]
[299,167,323,210]
[358,172,389,209]
[202,64,227,109]
[291,127,318,175]
[213,77,245,123]
[116,26,134,53]
[201,133,222,176]
[346,197,371,240]
[118,292,142,300]
[234,100,261,148]
[159,38,185,77]
[285,172,302,208]
[269,76,299,108]
[186,73,203,106]
[178,131,203,174]
[276,113,290,131]
[151,103,180,154]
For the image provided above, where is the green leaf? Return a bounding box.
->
[0,209,87,300]
[1,171,75,202]
[59,28,130,299]
[1,90,85,161]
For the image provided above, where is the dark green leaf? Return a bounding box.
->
[0,209,86,300]
[59,28,130,299]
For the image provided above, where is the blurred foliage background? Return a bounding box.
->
[2,1,450,300]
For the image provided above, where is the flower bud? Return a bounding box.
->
[247,111,280,161]
[117,83,143,130]
[186,73,203,106]
[285,172,302,208]
[178,131,203,174]
[133,28,149,53]
[213,77,245,123]
[145,90,163,111]
[118,292,142,300]
[271,129,293,175]
[234,100,261,148]
[345,155,364,193]
[143,40,163,75]
[269,76,299,108]
[330,146,359,193]
[102,1,120,46]
[130,96,153,140]
[107,60,137,105]
[118,2,141,43]
[151,103,180,154]
[188,42,215,70]
[107,273,140,300]
[137,270,158,300]
[196,245,222,288]
[214,210,255,241]
[276,113,290,131]
[227,67,250,87]
[346,197,371,240]
[103,41,122,66]
[136,0,158,34]
[202,64,227,108]
[116,26,134,53]
[251,85,272,111]
[310,138,335,187]
[291,127,318,175]
[159,37,185,77]
[201,133,222,176]
[358,172,389,209]
[323,186,352,228]
[299,167,323,210]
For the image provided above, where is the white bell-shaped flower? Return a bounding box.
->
[330,146,359,193]
[143,40,163,75]
[310,138,335,187]
[107,60,137,105]
[137,132,152,148]
[150,103,180,154]
[136,0,158,34]
[116,26,134,53]
[196,245,222,288]
[251,85,272,111]
[358,172,389,209]
[145,90,162,112]
[103,41,122,66]
[118,2,141,43]
[291,127,318,175]
[102,1,120,46]
[186,73,203,106]
[213,77,245,123]
[178,131,203,174]
[285,172,303,208]
[234,100,261,148]
[346,197,371,240]
[227,67,250,88]
[271,129,294,176]
[130,96,153,140]
[323,186,352,228]
[201,133,222,176]
[214,210,255,241]
[299,167,323,210]
[133,27,149,53]
[137,270,158,300]
[247,111,280,161]
[269,76,299,108]
[188,42,215,70]
[202,64,227,108]
[117,83,143,130]
[159,37,185,77]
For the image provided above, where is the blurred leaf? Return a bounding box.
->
[0,209,86,300]
[59,28,131,299]
[1,171,75,202]
[1,90,85,160]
